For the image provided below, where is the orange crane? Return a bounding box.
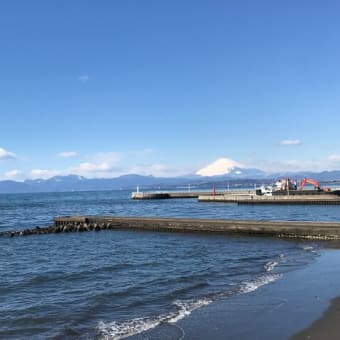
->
[299,178,321,190]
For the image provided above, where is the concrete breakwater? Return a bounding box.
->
[131,191,212,199]
[131,190,340,204]
[199,193,340,205]
[2,216,340,240]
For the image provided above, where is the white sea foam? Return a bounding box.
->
[239,274,282,294]
[97,270,285,340]
[264,261,278,272]
[97,317,160,340]
[96,298,212,339]
[97,273,284,339]
[302,245,314,251]
[168,298,212,323]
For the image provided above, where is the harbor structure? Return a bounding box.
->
[2,215,340,240]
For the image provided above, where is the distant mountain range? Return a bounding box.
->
[1,169,340,193]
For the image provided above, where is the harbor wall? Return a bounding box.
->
[131,191,213,199]
[131,190,340,204]
[198,193,340,205]
[131,190,254,199]
[3,216,340,240]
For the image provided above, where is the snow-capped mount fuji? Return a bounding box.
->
[195,158,266,179]
[194,158,340,182]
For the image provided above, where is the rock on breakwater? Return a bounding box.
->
[2,216,340,240]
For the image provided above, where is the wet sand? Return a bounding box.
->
[132,246,340,339]
[179,248,340,340]
[291,296,340,340]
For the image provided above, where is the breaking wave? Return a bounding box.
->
[239,274,282,294]
[264,261,278,272]
[96,298,211,340]
[97,273,282,339]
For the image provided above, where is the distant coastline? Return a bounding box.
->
[1,172,340,194]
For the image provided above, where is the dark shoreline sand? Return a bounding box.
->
[132,246,340,339]
[179,247,340,340]
[291,296,340,340]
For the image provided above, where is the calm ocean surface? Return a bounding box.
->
[1,190,338,339]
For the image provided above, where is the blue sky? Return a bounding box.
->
[1,0,340,180]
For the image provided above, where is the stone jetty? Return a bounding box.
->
[131,190,340,205]
[2,216,340,240]
[131,191,211,199]
[198,193,340,205]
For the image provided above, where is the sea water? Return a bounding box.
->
[0,190,337,339]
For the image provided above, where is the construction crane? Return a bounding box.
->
[299,178,320,190]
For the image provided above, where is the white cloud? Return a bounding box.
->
[249,157,340,173]
[30,169,60,179]
[196,158,242,177]
[279,139,302,146]
[328,154,340,162]
[0,147,16,160]
[129,163,190,177]
[78,75,89,83]
[58,151,78,158]
[66,149,192,178]
[4,169,22,179]
[255,160,316,173]
[77,162,112,172]
[92,152,121,163]
[68,151,122,178]
[4,149,162,180]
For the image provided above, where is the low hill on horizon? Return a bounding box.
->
[1,170,340,193]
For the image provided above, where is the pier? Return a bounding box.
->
[3,216,340,240]
[131,190,248,200]
[131,191,211,199]
[198,193,340,205]
[131,189,340,204]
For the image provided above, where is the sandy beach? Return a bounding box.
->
[132,245,340,339]
[292,296,340,340]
